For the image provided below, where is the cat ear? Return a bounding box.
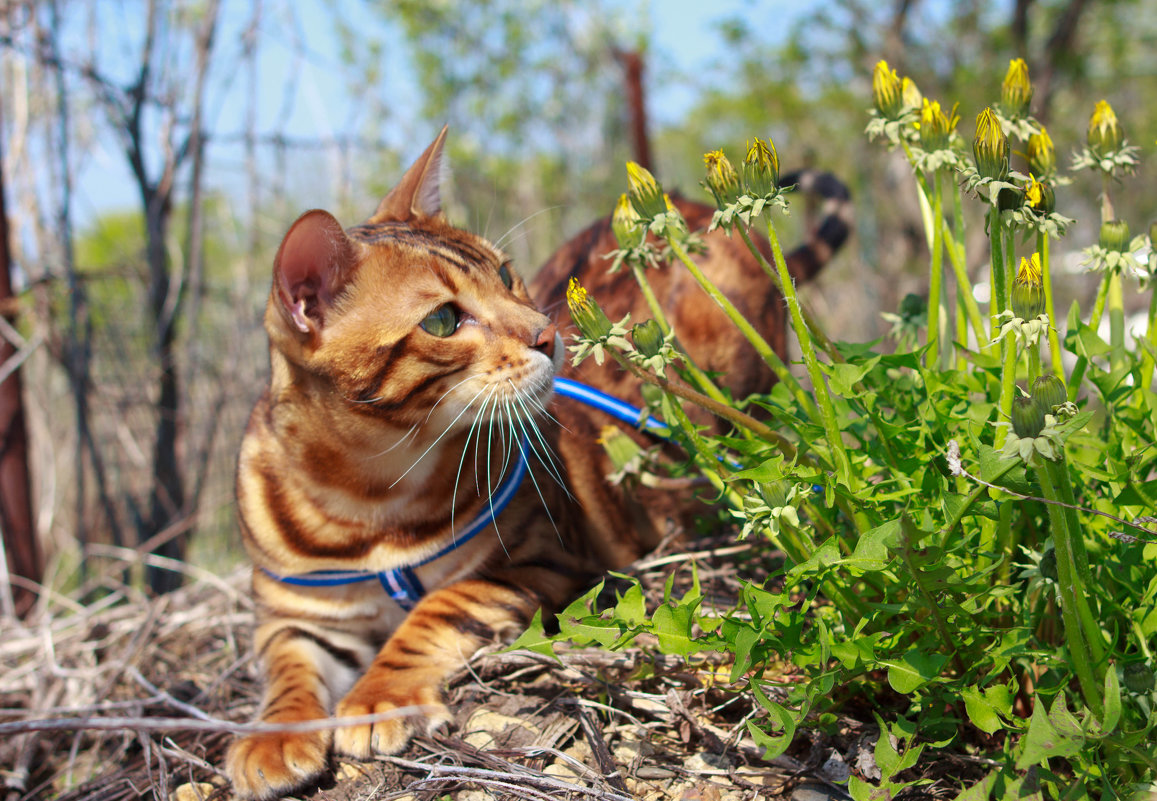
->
[366,125,448,224]
[273,210,356,334]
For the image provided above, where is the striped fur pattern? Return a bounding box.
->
[227,129,850,799]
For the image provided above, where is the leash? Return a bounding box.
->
[260,377,658,611]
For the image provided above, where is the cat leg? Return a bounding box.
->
[226,622,367,800]
[332,575,549,758]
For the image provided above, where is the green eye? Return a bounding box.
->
[420,304,459,337]
[498,263,514,289]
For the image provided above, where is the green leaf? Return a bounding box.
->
[885,649,948,694]
[1017,695,1084,769]
[729,625,760,682]
[651,601,700,656]
[613,579,647,628]
[1100,665,1121,735]
[962,685,1003,734]
[950,769,997,801]
[504,609,559,660]
[747,683,797,758]
[848,518,902,573]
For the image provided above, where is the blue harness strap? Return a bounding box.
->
[260,378,665,610]
[261,436,530,611]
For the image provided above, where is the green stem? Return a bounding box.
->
[989,206,1007,344]
[1068,275,1113,402]
[1142,287,1157,391]
[734,225,840,361]
[762,217,853,487]
[1108,271,1125,368]
[1038,234,1065,377]
[927,172,944,369]
[1036,460,1103,718]
[955,286,968,369]
[664,235,819,420]
[630,260,730,405]
[941,214,988,351]
[1049,454,1106,667]
[609,349,803,462]
[995,332,1019,451]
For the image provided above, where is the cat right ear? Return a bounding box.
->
[366,125,448,224]
[273,210,356,335]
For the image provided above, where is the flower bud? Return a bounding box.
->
[872,60,903,118]
[918,99,958,151]
[758,480,791,509]
[1123,663,1155,694]
[1031,374,1066,413]
[1027,127,1056,177]
[997,185,1023,212]
[1012,395,1046,439]
[1035,180,1056,214]
[973,107,1009,181]
[1012,253,1044,319]
[1087,100,1123,156]
[703,149,741,207]
[1000,58,1033,116]
[901,77,922,112]
[611,193,645,249]
[1023,174,1054,213]
[625,161,667,219]
[1099,219,1131,253]
[743,137,780,196]
[566,277,612,340]
[631,320,664,358]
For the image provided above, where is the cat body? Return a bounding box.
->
[226,128,849,799]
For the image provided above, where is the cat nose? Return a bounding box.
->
[533,323,557,359]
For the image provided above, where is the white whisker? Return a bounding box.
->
[389,383,490,488]
[493,206,561,250]
[453,385,498,541]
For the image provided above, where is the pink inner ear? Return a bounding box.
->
[274,210,350,331]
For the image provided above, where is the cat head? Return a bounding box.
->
[265,127,561,434]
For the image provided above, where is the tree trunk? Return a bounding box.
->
[0,109,40,618]
[143,194,186,595]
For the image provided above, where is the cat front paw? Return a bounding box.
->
[225,730,331,800]
[332,683,450,759]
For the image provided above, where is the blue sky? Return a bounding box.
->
[70,0,806,227]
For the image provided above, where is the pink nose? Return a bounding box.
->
[534,323,557,359]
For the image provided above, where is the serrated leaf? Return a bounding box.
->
[504,609,559,660]
[729,625,760,682]
[747,683,797,759]
[614,581,647,628]
[1017,696,1084,769]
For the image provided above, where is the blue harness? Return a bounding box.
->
[260,377,666,611]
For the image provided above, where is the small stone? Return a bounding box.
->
[636,765,676,779]
[170,783,215,801]
[335,762,365,781]
[791,782,848,801]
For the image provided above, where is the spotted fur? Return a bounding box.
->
[226,128,850,799]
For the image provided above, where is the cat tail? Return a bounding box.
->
[779,168,853,285]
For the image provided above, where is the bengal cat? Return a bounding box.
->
[226,127,850,799]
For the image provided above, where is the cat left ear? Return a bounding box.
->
[366,125,448,224]
[273,210,356,335]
